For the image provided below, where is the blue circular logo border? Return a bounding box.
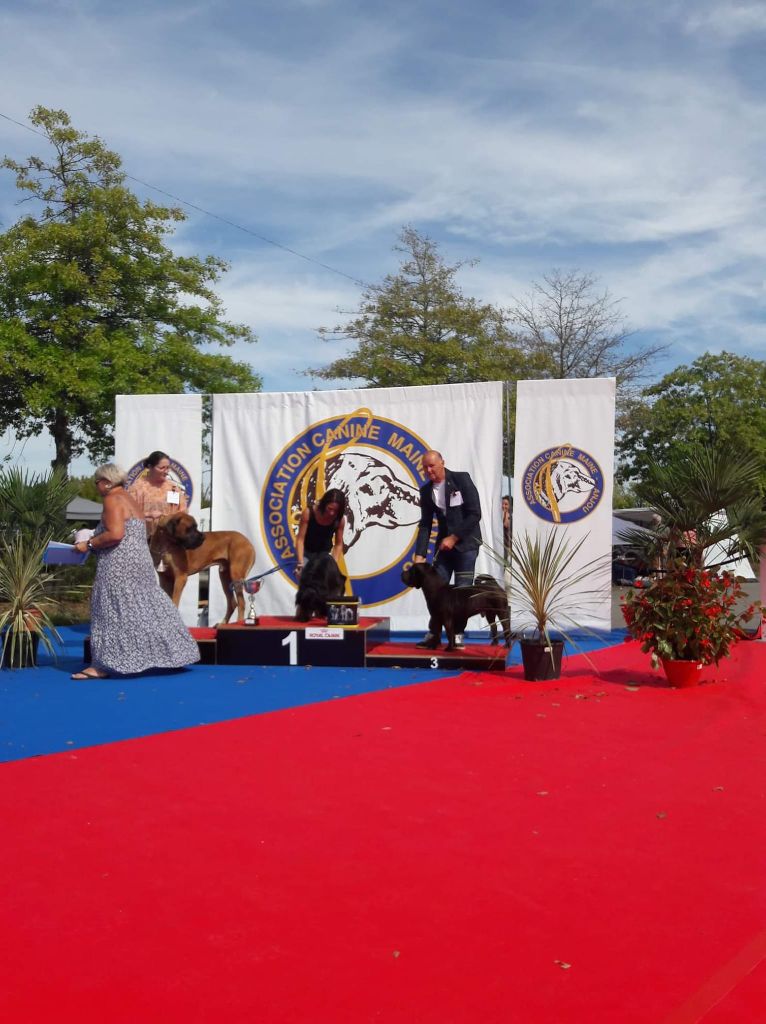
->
[261,412,434,606]
[521,445,604,524]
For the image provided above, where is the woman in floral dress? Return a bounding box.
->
[71,463,200,679]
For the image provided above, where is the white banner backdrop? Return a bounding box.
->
[210,382,504,630]
[513,378,616,631]
[115,394,203,625]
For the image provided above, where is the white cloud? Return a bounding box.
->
[2,0,766,472]
[684,1,766,40]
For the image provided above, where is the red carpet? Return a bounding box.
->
[368,639,508,659]
[1,640,766,1023]
[216,615,386,629]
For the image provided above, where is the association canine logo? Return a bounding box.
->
[126,457,194,506]
[522,444,603,524]
[262,409,431,606]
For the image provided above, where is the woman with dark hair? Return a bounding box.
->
[128,450,188,537]
[71,463,199,679]
[294,488,347,578]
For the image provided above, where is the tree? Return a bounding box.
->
[506,269,665,390]
[68,474,101,503]
[617,352,766,488]
[0,106,261,472]
[308,226,545,387]
[612,480,640,509]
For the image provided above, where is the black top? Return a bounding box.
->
[305,508,340,555]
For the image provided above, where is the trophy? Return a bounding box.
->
[243,578,261,625]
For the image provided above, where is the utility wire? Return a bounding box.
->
[0,109,366,287]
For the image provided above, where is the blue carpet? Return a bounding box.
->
[0,625,627,763]
[0,626,464,763]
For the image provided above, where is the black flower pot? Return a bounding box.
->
[0,630,40,669]
[519,639,564,681]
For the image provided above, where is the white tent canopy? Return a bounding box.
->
[612,509,756,579]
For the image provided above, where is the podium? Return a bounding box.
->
[216,616,390,668]
[214,617,509,671]
[84,619,510,672]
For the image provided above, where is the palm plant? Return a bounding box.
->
[0,534,64,668]
[635,442,766,572]
[0,467,78,544]
[484,528,610,680]
[507,529,611,641]
[621,441,765,682]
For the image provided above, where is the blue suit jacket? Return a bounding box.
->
[415,469,483,557]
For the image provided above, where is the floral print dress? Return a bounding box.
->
[90,518,200,675]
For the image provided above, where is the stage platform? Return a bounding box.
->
[215,616,390,668]
[214,617,510,672]
[365,639,509,671]
[84,618,511,672]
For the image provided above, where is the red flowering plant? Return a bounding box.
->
[621,566,758,668]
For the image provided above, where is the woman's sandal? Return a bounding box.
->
[71,668,109,680]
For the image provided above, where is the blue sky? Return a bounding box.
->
[1,0,765,474]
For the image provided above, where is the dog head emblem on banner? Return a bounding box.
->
[522,444,603,524]
[126,457,194,505]
[261,409,432,605]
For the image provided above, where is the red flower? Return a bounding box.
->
[621,562,762,667]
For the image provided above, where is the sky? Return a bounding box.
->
[1,0,765,475]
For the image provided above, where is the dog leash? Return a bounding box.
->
[230,561,298,593]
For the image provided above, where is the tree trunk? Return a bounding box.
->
[49,409,72,476]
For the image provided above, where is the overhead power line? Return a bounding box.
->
[0,109,366,287]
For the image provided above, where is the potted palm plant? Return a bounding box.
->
[0,466,83,667]
[504,529,611,681]
[631,442,766,577]
[0,534,64,668]
[621,442,766,685]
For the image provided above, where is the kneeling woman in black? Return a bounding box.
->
[294,488,347,578]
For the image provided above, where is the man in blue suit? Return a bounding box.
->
[413,450,483,648]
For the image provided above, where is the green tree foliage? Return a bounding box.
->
[617,352,766,488]
[612,480,640,509]
[68,474,101,503]
[0,106,261,472]
[307,227,546,387]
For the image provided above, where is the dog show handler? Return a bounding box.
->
[128,450,188,538]
[294,488,347,579]
[413,450,483,648]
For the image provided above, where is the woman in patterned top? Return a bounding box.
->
[71,463,199,679]
[128,450,188,537]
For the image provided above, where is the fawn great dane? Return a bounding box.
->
[152,513,255,623]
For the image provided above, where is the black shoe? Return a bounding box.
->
[415,633,437,648]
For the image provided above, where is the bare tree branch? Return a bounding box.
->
[506,269,666,389]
